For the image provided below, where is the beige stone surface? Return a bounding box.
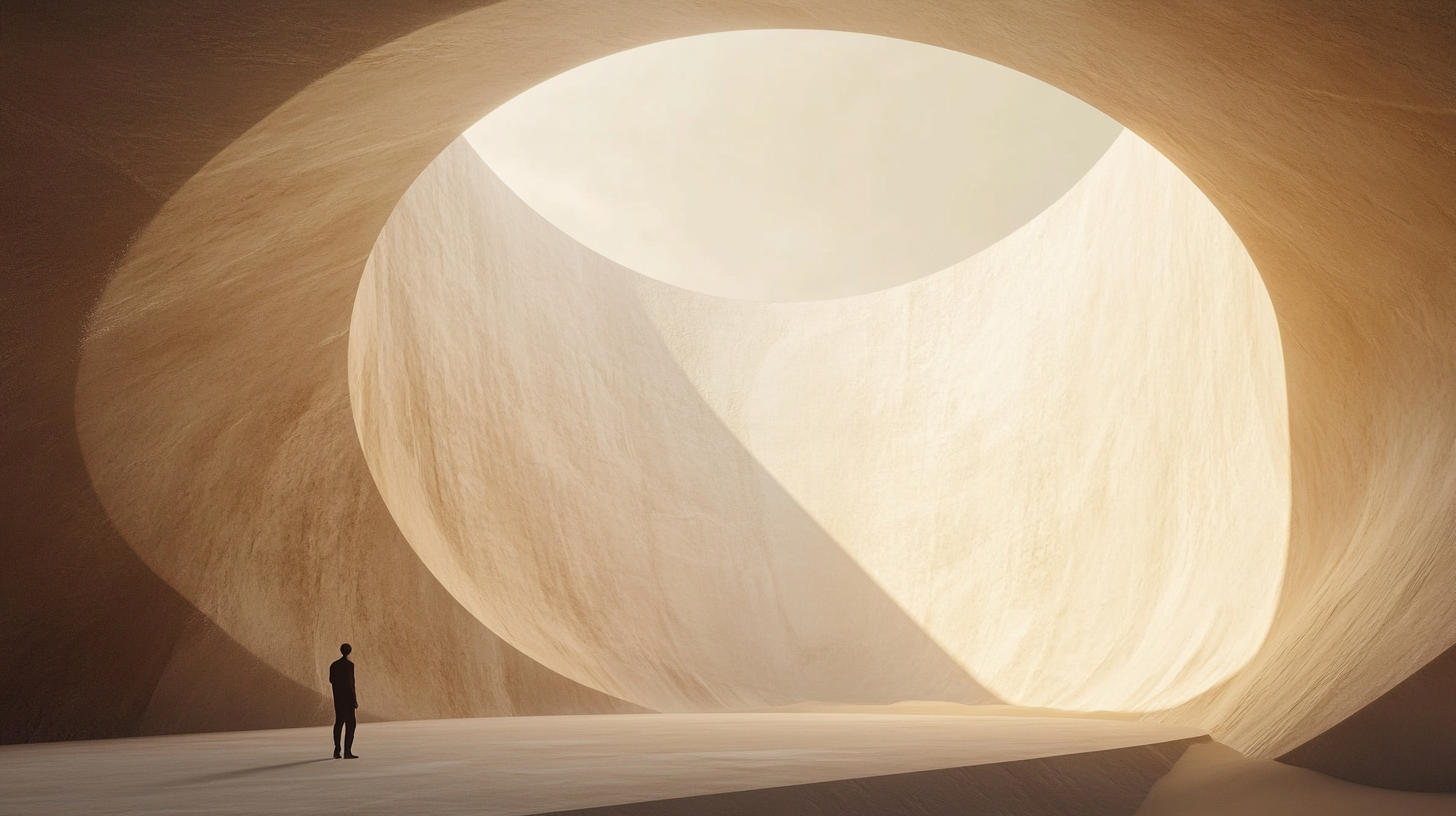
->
[70,3,651,723]
[636,131,1287,713]
[350,138,995,711]
[1277,641,1456,791]
[1134,742,1456,816]
[0,713,1204,815]
[352,131,1286,714]
[15,0,1450,784]
[746,702,1143,721]
[0,0,511,745]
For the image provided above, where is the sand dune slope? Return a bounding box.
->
[1136,743,1456,816]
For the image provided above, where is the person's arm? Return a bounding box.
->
[351,663,358,709]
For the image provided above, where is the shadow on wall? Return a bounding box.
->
[351,139,996,711]
[354,104,1293,716]
[23,2,1456,796]
[1278,642,1456,792]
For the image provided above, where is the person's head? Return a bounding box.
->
[340,643,352,656]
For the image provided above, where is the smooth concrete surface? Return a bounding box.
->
[1134,742,1456,816]
[0,714,1205,816]
[4,0,1456,795]
[351,131,1285,714]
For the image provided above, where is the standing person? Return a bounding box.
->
[329,643,359,759]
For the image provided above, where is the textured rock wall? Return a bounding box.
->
[3,1,1455,793]
[351,133,1286,715]
[0,0,531,744]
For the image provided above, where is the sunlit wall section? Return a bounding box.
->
[350,140,996,711]
[460,31,1285,711]
[635,130,1289,711]
[350,129,1288,713]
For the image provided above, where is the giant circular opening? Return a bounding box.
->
[468,30,1123,301]
[70,0,1456,767]
[349,31,1290,713]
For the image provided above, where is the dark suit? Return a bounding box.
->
[329,656,357,755]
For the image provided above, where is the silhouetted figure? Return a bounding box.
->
[330,643,358,759]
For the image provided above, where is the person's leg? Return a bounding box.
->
[343,708,358,758]
[333,705,345,758]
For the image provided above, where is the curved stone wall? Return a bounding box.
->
[350,131,1287,714]
[3,0,1454,792]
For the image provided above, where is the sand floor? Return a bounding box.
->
[0,713,1198,815]
[1135,741,1456,816]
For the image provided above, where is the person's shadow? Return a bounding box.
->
[168,758,334,786]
